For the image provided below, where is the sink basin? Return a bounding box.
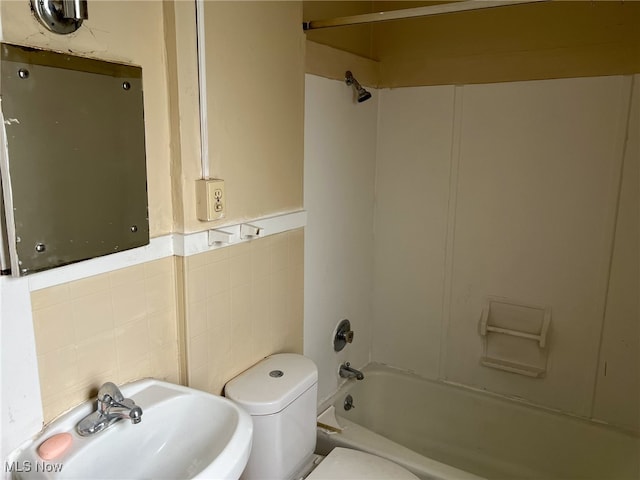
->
[9,379,253,479]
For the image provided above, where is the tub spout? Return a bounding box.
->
[339,362,364,380]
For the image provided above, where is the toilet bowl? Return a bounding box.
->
[224,353,418,480]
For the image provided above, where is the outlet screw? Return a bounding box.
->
[122,81,131,90]
[18,68,29,79]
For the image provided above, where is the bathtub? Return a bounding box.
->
[316,363,639,480]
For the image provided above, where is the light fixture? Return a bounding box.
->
[31,0,89,35]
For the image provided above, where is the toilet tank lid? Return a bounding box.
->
[224,353,318,415]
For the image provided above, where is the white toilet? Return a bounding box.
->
[224,353,419,480]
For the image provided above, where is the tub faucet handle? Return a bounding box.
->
[339,330,354,343]
[334,319,354,351]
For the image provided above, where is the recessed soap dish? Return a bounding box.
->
[479,297,551,378]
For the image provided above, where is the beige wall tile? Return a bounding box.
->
[77,332,117,381]
[200,247,230,266]
[183,230,304,396]
[189,364,209,392]
[188,332,209,371]
[111,280,148,326]
[109,262,146,287]
[206,260,230,296]
[150,346,180,384]
[208,372,226,397]
[37,347,79,398]
[230,252,251,288]
[251,277,272,361]
[148,308,178,348]
[72,291,115,341]
[288,229,304,267]
[32,304,75,355]
[31,230,303,423]
[144,257,174,278]
[145,271,176,314]
[207,291,231,333]
[270,269,289,343]
[289,262,304,328]
[187,300,207,339]
[32,260,180,423]
[230,284,253,371]
[251,237,272,282]
[31,284,70,311]
[270,234,289,273]
[186,266,208,304]
[208,330,232,393]
[185,253,208,273]
[227,241,252,259]
[115,319,150,367]
[41,385,88,424]
[68,274,111,299]
[117,355,153,385]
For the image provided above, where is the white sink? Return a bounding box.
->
[9,379,253,479]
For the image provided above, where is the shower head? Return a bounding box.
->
[345,70,372,103]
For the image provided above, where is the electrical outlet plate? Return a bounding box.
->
[196,178,225,221]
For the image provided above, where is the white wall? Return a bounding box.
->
[303,74,377,404]
[444,76,630,417]
[592,77,639,429]
[305,73,638,429]
[372,75,638,429]
[0,277,42,462]
[371,85,456,379]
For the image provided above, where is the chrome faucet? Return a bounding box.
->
[339,362,364,380]
[76,382,143,436]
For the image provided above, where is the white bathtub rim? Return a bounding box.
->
[317,416,485,480]
[319,362,639,480]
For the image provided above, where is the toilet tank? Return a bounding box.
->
[225,354,318,480]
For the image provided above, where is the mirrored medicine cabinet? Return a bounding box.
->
[0,43,149,276]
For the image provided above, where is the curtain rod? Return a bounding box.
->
[303,0,549,31]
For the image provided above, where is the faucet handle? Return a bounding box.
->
[334,319,355,351]
[339,330,354,343]
[129,405,143,424]
[98,382,124,403]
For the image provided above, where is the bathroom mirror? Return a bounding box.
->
[0,43,149,276]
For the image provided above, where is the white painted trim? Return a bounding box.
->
[174,210,307,257]
[23,210,307,291]
[27,235,174,292]
[195,0,210,179]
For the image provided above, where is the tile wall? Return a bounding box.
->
[31,257,180,422]
[183,229,304,395]
[29,229,304,424]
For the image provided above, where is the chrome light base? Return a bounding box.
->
[30,0,87,35]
